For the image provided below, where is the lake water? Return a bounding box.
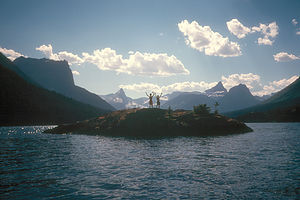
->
[0,123,299,199]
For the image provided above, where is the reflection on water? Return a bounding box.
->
[0,123,299,199]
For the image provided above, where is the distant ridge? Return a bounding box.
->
[14,57,115,111]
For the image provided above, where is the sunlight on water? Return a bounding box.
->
[0,123,299,199]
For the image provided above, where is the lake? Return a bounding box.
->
[0,123,299,199]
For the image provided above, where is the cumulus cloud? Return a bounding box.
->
[82,48,190,76]
[292,19,298,25]
[226,19,279,45]
[273,52,300,62]
[221,73,262,90]
[178,20,242,57]
[72,70,80,75]
[82,48,124,71]
[0,47,26,61]
[36,44,83,65]
[36,44,189,77]
[226,19,251,39]
[251,22,279,45]
[120,82,161,93]
[120,81,217,94]
[253,75,298,96]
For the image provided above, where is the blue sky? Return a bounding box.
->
[0,0,299,98]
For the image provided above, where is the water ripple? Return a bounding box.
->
[0,123,299,199]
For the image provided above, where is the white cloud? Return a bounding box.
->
[72,70,80,75]
[36,44,83,65]
[36,44,189,77]
[57,51,84,65]
[120,81,217,94]
[292,18,298,25]
[226,19,251,39]
[253,75,298,96]
[178,20,242,57]
[257,37,273,45]
[36,44,54,59]
[273,52,300,62]
[82,48,124,71]
[221,73,262,90]
[296,30,300,35]
[120,82,161,93]
[163,81,217,93]
[226,19,279,45]
[0,47,26,61]
[251,22,279,45]
[82,48,190,76]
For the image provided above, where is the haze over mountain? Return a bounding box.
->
[14,57,115,111]
[162,93,215,110]
[0,53,107,125]
[226,76,300,122]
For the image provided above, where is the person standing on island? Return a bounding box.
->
[155,93,163,108]
[146,92,154,108]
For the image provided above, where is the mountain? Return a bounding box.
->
[205,81,227,98]
[219,84,260,113]
[100,88,132,110]
[0,53,108,126]
[162,93,215,110]
[263,77,300,104]
[101,88,152,109]
[131,97,148,108]
[226,77,300,122]
[0,53,34,84]
[101,89,203,110]
[161,84,259,112]
[165,91,191,101]
[13,57,115,111]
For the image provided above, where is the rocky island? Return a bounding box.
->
[44,108,252,137]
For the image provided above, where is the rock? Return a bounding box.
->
[44,108,253,137]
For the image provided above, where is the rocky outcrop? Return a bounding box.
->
[45,108,253,137]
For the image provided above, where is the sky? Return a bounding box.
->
[0,0,299,98]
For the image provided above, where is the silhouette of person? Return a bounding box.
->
[146,92,154,108]
[155,93,163,108]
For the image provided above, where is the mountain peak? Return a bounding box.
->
[117,88,125,95]
[205,81,227,97]
[228,84,251,95]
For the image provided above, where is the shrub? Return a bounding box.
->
[193,104,211,115]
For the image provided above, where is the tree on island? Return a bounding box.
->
[193,104,211,115]
[214,101,219,114]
